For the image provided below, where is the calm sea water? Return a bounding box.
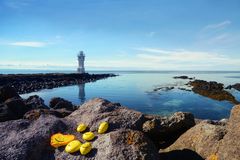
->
[1,69,240,120]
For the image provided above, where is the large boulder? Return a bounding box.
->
[0,85,20,103]
[55,129,159,160]
[143,112,195,148]
[0,97,30,122]
[24,95,48,109]
[0,115,67,160]
[159,149,204,160]
[49,97,75,111]
[216,105,240,160]
[66,98,145,131]
[160,121,226,159]
[0,103,15,122]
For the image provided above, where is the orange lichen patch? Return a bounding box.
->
[127,132,134,145]
[207,154,219,160]
[50,133,75,148]
[127,131,138,145]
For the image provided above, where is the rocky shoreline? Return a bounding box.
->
[0,84,240,159]
[0,73,116,94]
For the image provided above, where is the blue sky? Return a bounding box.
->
[0,0,240,70]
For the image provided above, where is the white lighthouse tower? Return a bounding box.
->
[77,51,85,73]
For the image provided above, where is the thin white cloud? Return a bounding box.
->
[4,0,32,9]
[85,48,240,70]
[204,20,231,30]
[55,35,62,39]
[146,32,157,37]
[0,60,75,70]
[196,20,240,48]
[207,33,232,44]
[135,47,180,54]
[8,41,47,47]
[1,48,239,70]
[134,47,240,69]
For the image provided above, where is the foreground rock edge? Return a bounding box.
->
[161,104,240,160]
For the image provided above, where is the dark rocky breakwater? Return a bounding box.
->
[0,73,116,94]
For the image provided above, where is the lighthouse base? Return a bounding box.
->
[77,68,85,74]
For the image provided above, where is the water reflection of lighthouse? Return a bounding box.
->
[78,83,86,104]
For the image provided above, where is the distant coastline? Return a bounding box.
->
[1,68,240,75]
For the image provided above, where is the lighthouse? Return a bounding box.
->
[77,51,85,73]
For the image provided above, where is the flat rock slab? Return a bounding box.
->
[55,129,159,160]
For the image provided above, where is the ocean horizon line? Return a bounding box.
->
[0,68,240,72]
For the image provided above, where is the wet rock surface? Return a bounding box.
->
[189,80,239,104]
[0,73,116,94]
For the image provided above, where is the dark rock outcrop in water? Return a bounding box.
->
[153,86,175,92]
[0,73,116,94]
[226,83,240,91]
[0,86,76,122]
[173,76,194,80]
[24,95,49,109]
[0,97,31,122]
[189,80,239,104]
[49,97,76,111]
